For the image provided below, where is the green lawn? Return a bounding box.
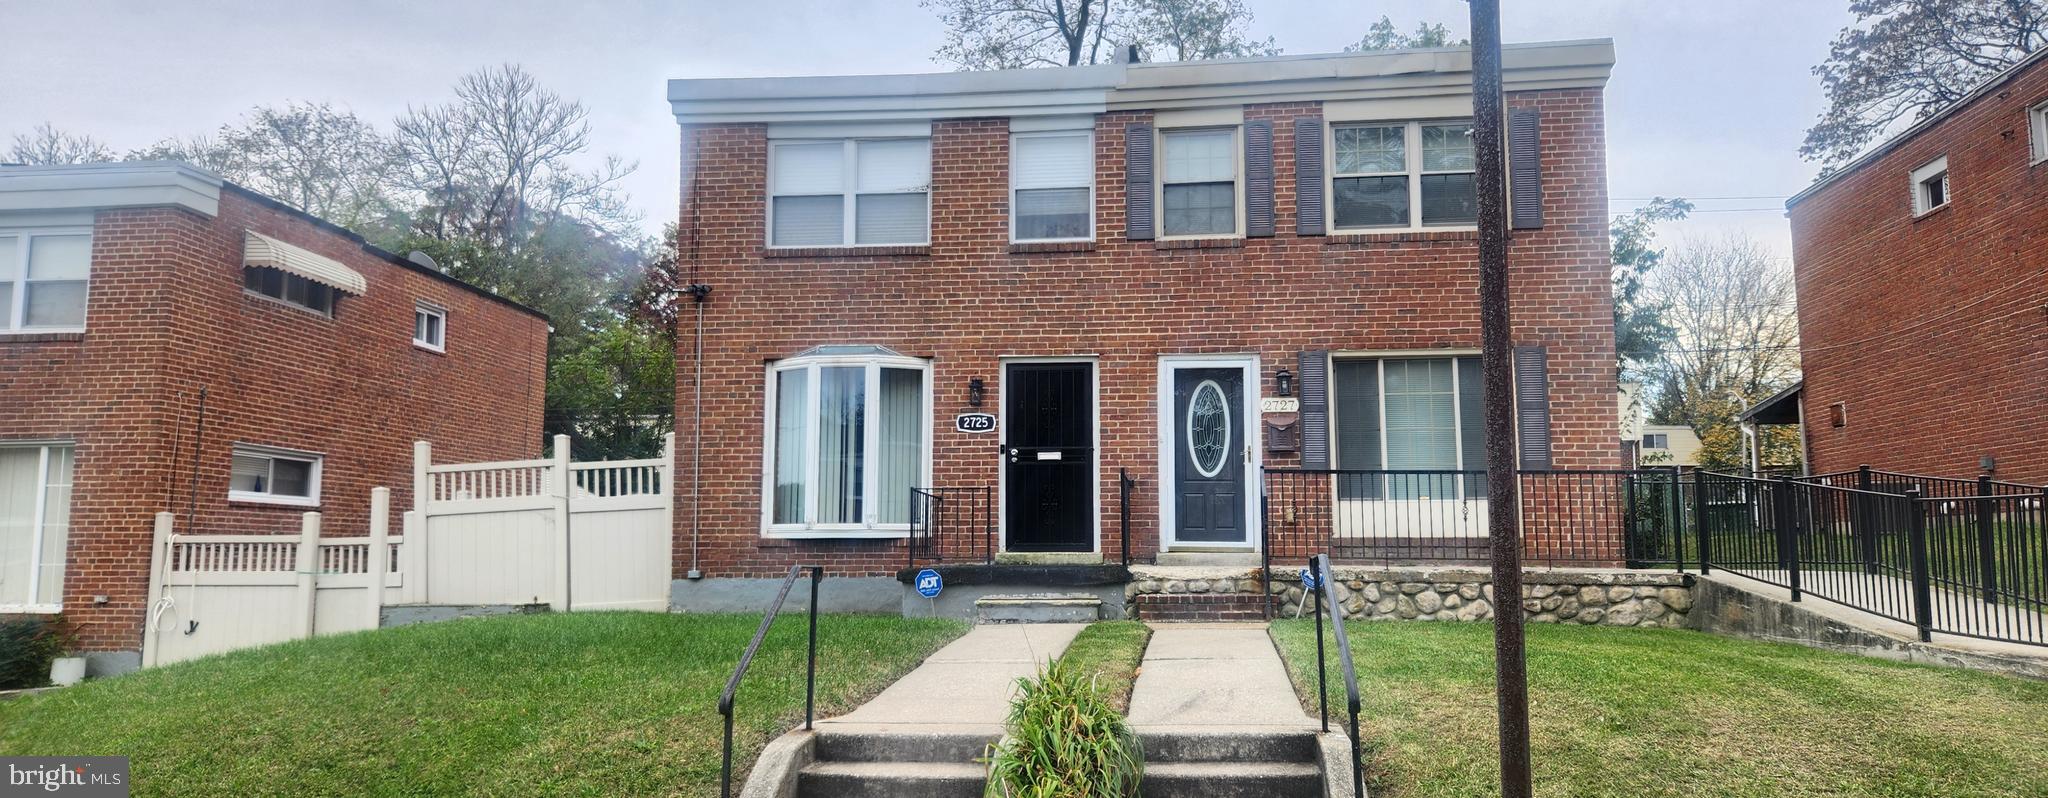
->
[1270,620,2048,798]
[1053,621,1152,712]
[0,612,964,797]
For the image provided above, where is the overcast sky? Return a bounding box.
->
[1,0,1855,257]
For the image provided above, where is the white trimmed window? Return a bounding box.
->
[0,230,91,332]
[769,139,931,247]
[1330,356,1486,500]
[1643,433,1669,450]
[0,443,74,612]
[764,347,930,536]
[2031,100,2048,165]
[229,445,322,506]
[1159,128,1239,237]
[1011,131,1094,242]
[414,302,446,351]
[1911,156,1950,216]
[1330,121,1477,230]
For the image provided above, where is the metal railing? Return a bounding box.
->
[1262,468,1689,568]
[717,564,821,798]
[1698,471,2048,647]
[1119,468,1139,565]
[907,486,993,568]
[1307,553,1363,798]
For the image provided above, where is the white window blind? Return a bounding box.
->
[3,231,91,331]
[1163,130,1234,183]
[771,139,930,247]
[0,444,72,611]
[1013,132,1093,241]
[1161,129,1237,237]
[766,351,930,534]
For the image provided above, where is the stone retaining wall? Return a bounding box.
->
[1126,566,1694,627]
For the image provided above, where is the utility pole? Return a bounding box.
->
[1467,1,1533,796]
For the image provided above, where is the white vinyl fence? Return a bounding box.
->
[141,435,674,667]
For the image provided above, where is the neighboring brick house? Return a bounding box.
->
[666,41,1620,602]
[0,162,550,672]
[1778,48,2048,484]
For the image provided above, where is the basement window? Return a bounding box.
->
[229,445,322,506]
[1910,156,1949,216]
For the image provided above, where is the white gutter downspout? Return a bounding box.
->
[1741,422,1759,477]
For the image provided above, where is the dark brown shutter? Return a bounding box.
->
[1244,119,1274,238]
[1508,108,1544,230]
[1513,345,1552,469]
[1298,350,1330,470]
[1293,118,1325,235]
[1125,123,1155,241]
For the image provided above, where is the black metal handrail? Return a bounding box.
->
[1308,553,1363,798]
[1119,468,1138,565]
[718,564,822,798]
[907,486,993,567]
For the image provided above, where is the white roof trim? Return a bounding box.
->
[669,39,1613,125]
[244,230,367,295]
[0,161,221,218]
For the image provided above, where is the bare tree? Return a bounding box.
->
[1127,0,1278,61]
[1647,234,1803,469]
[130,102,395,227]
[7,123,115,165]
[923,0,1273,69]
[1804,0,2047,169]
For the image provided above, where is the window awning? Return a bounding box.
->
[243,230,367,295]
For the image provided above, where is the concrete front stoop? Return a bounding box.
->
[1138,728,1325,798]
[975,593,1103,624]
[796,724,995,798]
[1129,624,1340,797]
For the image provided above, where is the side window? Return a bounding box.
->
[1011,131,1093,242]
[243,266,337,316]
[1159,128,1238,237]
[414,302,446,351]
[0,231,92,332]
[228,445,323,506]
[2031,100,2048,164]
[1910,156,1949,216]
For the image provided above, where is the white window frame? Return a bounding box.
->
[1329,351,1485,501]
[0,227,92,334]
[1155,126,1244,240]
[227,444,324,507]
[1910,155,1950,217]
[2030,99,2048,165]
[1643,433,1669,450]
[1,441,74,614]
[413,302,447,352]
[766,138,932,249]
[760,351,932,538]
[1327,119,1481,233]
[1009,130,1096,244]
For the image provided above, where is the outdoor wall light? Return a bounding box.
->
[968,377,986,407]
[1274,368,1294,398]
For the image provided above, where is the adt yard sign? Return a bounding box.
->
[915,568,944,599]
[1300,569,1319,591]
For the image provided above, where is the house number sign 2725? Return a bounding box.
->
[955,413,997,433]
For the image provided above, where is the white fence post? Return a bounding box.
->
[552,434,572,612]
[296,512,321,639]
[367,487,390,630]
[142,512,174,668]
[412,441,431,604]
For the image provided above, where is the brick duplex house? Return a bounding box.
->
[667,41,1620,607]
[0,162,549,672]
[1768,48,2048,484]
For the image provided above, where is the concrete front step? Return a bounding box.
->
[1139,761,1324,798]
[797,761,985,798]
[974,593,1102,623]
[813,726,998,762]
[1137,728,1319,763]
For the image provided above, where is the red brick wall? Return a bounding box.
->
[675,88,1618,579]
[1787,63,2048,484]
[0,187,549,650]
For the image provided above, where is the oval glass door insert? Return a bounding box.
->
[1187,379,1230,478]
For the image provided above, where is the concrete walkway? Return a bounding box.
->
[1127,623,1317,729]
[826,623,1085,730]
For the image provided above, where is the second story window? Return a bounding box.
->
[1331,121,1477,230]
[1160,128,1238,237]
[244,266,336,316]
[414,302,446,351]
[2032,100,2048,164]
[0,230,91,332]
[1911,156,1949,216]
[769,138,931,248]
[1643,433,1668,449]
[1011,131,1094,242]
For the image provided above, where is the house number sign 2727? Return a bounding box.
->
[955,413,997,433]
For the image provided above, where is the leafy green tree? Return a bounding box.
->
[545,314,675,460]
[130,102,397,230]
[1345,16,1465,52]
[1804,0,2047,170]
[1128,0,1280,61]
[922,0,1274,69]
[1611,198,1691,380]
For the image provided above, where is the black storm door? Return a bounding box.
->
[1173,367,1246,544]
[1004,362,1094,552]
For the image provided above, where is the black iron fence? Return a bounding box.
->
[1698,472,2048,647]
[718,564,820,798]
[1262,468,1689,568]
[907,486,994,568]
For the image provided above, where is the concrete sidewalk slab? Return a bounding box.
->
[826,623,1085,727]
[1127,623,1316,730]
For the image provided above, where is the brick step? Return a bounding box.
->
[1131,592,1274,622]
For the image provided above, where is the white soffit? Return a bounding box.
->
[766,121,933,139]
[1010,115,1096,133]
[1324,95,1474,122]
[0,161,222,218]
[244,230,368,295]
[1154,107,1244,128]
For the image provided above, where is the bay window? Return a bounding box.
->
[1,230,92,332]
[1332,356,1485,500]
[1331,121,1477,230]
[770,138,931,247]
[1,443,73,612]
[1159,128,1238,237]
[1011,131,1093,241]
[766,347,930,535]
